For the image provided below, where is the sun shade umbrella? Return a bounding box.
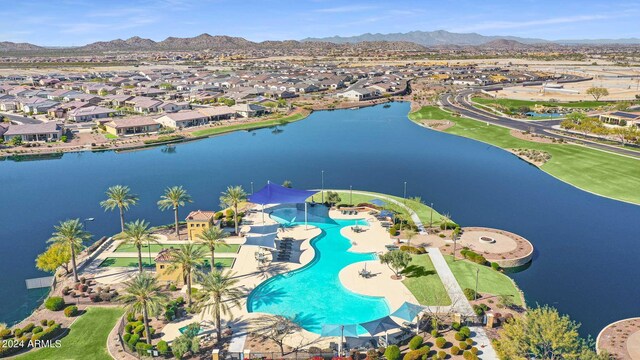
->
[322,324,359,355]
[360,316,400,344]
[370,199,386,206]
[248,181,318,226]
[391,301,427,334]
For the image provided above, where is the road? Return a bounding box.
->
[0,112,43,125]
[439,89,640,159]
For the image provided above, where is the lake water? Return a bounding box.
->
[1,102,639,336]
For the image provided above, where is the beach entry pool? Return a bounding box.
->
[247,206,390,334]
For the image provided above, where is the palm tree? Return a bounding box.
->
[47,219,91,282]
[168,244,206,307]
[118,272,169,345]
[219,185,247,235]
[405,228,417,247]
[115,220,159,273]
[196,270,243,341]
[157,186,193,240]
[195,227,229,272]
[100,185,139,232]
[441,214,451,233]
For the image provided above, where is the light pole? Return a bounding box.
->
[83,217,95,230]
[250,181,254,195]
[474,268,480,301]
[321,170,324,203]
[429,203,433,228]
[349,185,352,205]
[403,182,407,204]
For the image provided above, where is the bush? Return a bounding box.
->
[0,329,11,339]
[143,327,155,338]
[123,333,131,342]
[462,350,478,360]
[47,320,55,326]
[14,329,23,337]
[473,304,485,316]
[389,227,398,236]
[460,326,471,338]
[408,335,424,350]
[45,297,65,311]
[470,347,478,355]
[384,345,401,360]
[127,312,136,322]
[455,332,465,341]
[459,341,469,350]
[169,284,178,291]
[437,351,446,359]
[64,305,79,317]
[431,329,439,337]
[127,334,140,349]
[157,340,169,354]
[491,262,500,271]
[22,323,35,333]
[463,288,478,301]
[465,338,474,346]
[450,346,460,355]
[29,323,61,346]
[402,346,429,360]
[435,337,446,348]
[133,325,145,334]
[32,326,43,334]
[452,322,461,331]
[136,342,153,353]
[440,221,457,230]
[40,319,48,326]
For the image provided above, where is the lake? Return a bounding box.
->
[1,102,638,336]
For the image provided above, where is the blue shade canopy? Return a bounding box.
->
[379,210,394,219]
[359,316,400,336]
[370,199,386,206]
[248,182,318,205]
[391,302,426,322]
[321,324,359,338]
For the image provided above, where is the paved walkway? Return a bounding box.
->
[426,247,474,315]
[470,326,499,360]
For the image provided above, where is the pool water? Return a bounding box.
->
[247,206,389,334]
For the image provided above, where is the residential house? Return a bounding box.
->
[67,105,116,122]
[337,88,380,101]
[155,110,209,129]
[3,122,63,142]
[103,116,161,136]
[231,103,267,118]
[194,105,236,121]
[126,97,163,113]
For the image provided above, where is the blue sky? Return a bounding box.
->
[2,0,639,46]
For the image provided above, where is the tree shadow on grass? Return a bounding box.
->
[402,265,436,278]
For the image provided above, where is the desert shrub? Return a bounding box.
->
[437,351,446,359]
[29,323,61,346]
[435,337,446,348]
[45,297,65,311]
[491,262,500,270]
[455,332,465,341]
[157,340,169,354]
[0,329,11,339]
[169,284,178,291]
[465,338,474,346]
[127,334,140,349]
[460,326,471,338]
[136,342,153,353]
[431,329,439,337]
[40,319,48,326]
[384,345,401,360]
[409,335,424,350]
[402,346,429,360]
[463,288,478,300]
[473,304,485,316]
[32,326,43,334]
[14,329,23,337]
[47,320,55,326]
[126,312,136,322]
[452,322,461,331]
[133,325,145,334]
[143,327,155,338]
[450,346,460,355]
[22,323,35,333]
[470,347,478,355]
[64,305,78,317]
[100,292,114,302]
[123,333,131,342]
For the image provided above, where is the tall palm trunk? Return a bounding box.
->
[174,207,180,240]
[233,204,239,235]
[215,295,222,341]
[142,304,152,345]
[70,243,79,282]
[119,207,125,232]
[186,270,192,307]
[210,248,215,272]
[137,244,143,273]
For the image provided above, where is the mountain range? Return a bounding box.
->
[1,30,639,52]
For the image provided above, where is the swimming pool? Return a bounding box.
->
[247,206,390,334]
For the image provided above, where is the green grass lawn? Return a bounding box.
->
[103,132,118,139]
[99,257,234,268]
[192,112,308,137]
[16,307,124,360]
[402,254,451,306]
[114,243,240,254]
[445,255,523,306]
[409,106,640,204]
[311,190,447,226]
[472,97,618,109]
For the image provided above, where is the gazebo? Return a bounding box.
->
[248,182,318,227]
